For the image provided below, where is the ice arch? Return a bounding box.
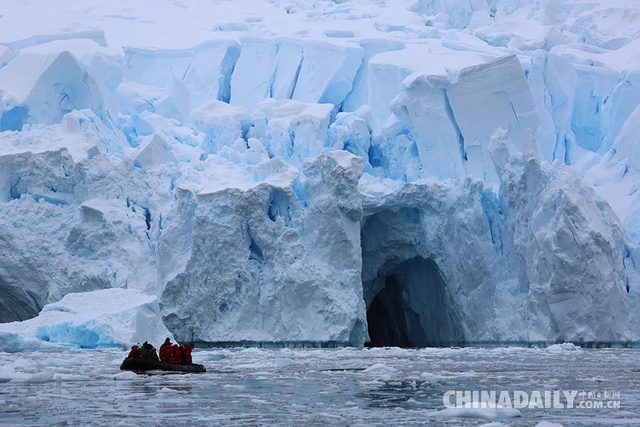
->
[360,209,463,347]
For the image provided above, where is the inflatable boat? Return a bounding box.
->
[120,357,206,374]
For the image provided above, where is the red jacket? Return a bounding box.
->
[171,345,183,364]
[159,342,172,362]
[183,344,193,365]
[127,346,140,359]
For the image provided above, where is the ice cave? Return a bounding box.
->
[364,257,462,347]
[360,207,463,347]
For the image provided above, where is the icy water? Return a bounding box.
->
[1,347,639,426]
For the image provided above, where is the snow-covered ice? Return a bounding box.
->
[0,288,171,351]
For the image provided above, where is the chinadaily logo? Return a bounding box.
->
[443,390,622,410]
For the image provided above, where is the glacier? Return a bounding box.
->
[0,0,640,349]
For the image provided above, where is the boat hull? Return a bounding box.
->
[120,357,206,374]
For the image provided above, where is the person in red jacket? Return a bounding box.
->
[182,344,193,365]
[127,345,141,359]
[159,338,172,362]
[171,344,183,364]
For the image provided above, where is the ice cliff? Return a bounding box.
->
[0,0,639,348]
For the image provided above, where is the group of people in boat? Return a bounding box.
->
[127,338,193,365]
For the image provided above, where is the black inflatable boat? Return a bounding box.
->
[120,357,206,374]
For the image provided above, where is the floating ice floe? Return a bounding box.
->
[0,288,171,352]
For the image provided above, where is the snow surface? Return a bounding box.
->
[0,0,640,348]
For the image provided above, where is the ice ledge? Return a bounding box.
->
[0,288,171,352]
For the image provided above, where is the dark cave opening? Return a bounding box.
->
[366,275,416,347]
[364,257,463,348]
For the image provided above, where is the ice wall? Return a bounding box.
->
[360,130,634,344]
[1,0,640,349]
[160,151,365,344]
